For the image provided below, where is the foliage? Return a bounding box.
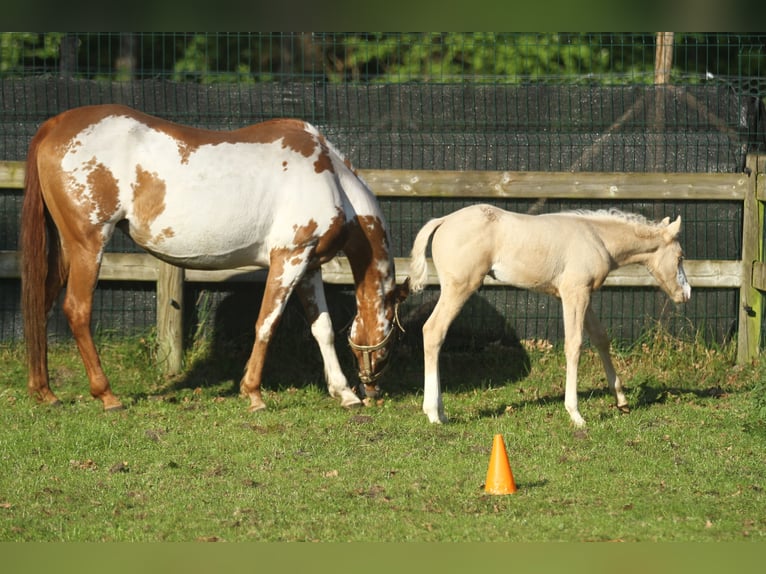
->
[0,32,62,73]
[333,32,639,84]
[1,33,764,86]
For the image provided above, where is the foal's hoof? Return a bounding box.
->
[248,403,268,413]
[105,404,126,412]
[617,404,631,414]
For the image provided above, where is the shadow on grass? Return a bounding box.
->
[170,287,532,399]
[473,374,730,422]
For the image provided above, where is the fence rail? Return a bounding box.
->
[2,158,765,368]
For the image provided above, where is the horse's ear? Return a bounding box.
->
[666,215,682,238]
[397,277,410,303]
[661,216,670,225]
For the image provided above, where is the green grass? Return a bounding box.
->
[1,327,765,542]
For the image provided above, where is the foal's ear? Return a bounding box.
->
[665,215,682,238]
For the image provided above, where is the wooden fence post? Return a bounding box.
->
[157,261,184,375]
[737,153,765,363]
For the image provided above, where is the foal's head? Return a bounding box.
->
[646,216,692,304]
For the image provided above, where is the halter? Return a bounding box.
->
[347,302,405,385]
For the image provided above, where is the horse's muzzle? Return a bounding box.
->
[347,304,405,391]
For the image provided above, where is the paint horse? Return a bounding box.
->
[21,104,408,413]
[408,204,691,427]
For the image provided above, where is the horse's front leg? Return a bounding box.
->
[296,268,361,409]
[560,290,591,428]
[584,305,629,413]
[241,254,307,412]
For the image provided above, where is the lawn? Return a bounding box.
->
[1,326,765,543]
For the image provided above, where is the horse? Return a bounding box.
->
[407,204,691,427]
[21,104,408,413]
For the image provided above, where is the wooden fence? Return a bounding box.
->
[2,157,765,370]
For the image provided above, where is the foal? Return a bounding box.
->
[408,204,691,427]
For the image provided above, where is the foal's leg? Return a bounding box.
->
[296,268,361,408]
[421,278,479,423]
[584,305,629,413]
[241,252,309,412]
[560,288,591,427]
[62,253,123,410]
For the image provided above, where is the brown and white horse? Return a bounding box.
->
[408,204,691,427]
[21,104,408,412]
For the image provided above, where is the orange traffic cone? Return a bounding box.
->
[484,434,517,495]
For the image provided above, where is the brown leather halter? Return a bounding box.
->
[347,302,405,388]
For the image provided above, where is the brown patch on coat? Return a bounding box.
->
[290,209,348,267]
[313,136,334,174]
[343,215,394,347]
[130,165,169,245]
[59,158,120,224]
[85,161,120,222]
[292,219,319,245]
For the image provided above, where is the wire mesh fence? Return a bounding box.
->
[1,32,765,350]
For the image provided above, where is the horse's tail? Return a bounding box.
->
[21,126,66,394]
[407,216,446,294]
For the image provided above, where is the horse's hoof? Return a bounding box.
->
[617,404,630,414]
[105,404,126,412]
[248,403,267,413]
[343,400,363,410]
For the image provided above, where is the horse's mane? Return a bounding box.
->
[560,208,661,228]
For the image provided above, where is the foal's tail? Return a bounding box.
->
[407,216,446,294]
[21,126,67,393]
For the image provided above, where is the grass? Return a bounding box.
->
[1,325,765,542]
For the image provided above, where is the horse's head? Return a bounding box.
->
[348,279,410,397]
[646,216,692,304]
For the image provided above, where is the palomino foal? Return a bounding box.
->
[21,104,407,412]
[408,204,691,427]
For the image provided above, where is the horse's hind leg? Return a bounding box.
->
[584,306,629,413]
[421,278,478,423]
[62,254,123,410]
[296,268,361,408]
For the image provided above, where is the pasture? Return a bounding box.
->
[1,325,764,543]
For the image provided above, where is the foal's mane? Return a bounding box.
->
[562,208,662,228]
